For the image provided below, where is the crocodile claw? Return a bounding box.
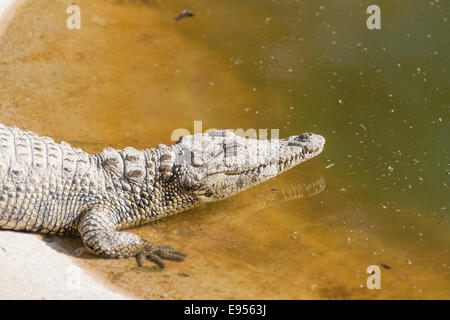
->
[135,244,187,268]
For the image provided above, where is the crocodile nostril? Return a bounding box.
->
[299,132,312,141]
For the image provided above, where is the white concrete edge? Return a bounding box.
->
[0,0,16,20]
[0,231,130,300]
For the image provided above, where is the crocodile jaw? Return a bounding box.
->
[172,130,325,203]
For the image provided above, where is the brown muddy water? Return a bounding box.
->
[0,0,448,299]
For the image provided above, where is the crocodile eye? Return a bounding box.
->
[205,189,213,197]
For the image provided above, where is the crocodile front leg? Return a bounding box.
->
[79,206,186,268]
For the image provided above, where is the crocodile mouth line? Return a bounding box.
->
[222,146,321,176]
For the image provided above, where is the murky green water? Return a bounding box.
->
[0,0,448,299]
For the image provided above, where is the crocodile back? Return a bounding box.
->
[0,124,96,234]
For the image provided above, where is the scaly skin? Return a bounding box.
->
[0,124,325,268]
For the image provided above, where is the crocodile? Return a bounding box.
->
[0,124,325,268]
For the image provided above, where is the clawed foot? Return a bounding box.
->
[135,243,187,268]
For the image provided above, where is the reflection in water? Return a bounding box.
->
[192,173,326,224]
[0,0,448,299]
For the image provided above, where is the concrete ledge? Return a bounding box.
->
[0,231,129,299]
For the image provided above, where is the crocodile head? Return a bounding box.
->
[170,130,325,203]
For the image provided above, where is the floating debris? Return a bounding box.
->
[173,10,194,22]
[178,273,190,277]
[381,263,391,270]
[325,163,335,169]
